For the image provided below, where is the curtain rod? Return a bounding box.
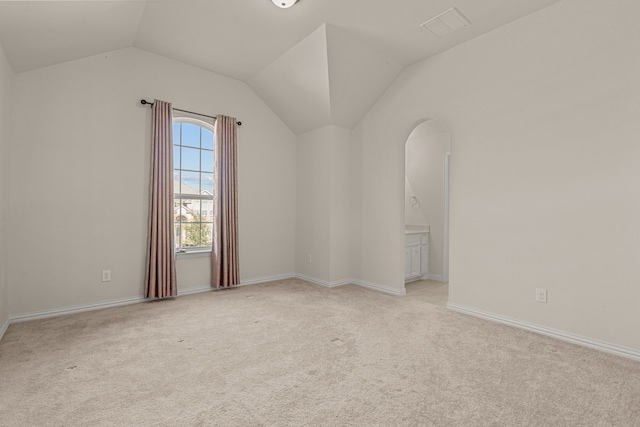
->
[140,99,242,126]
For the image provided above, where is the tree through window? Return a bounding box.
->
[172,117,214,251]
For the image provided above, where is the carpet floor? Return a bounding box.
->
[0,278,639,426]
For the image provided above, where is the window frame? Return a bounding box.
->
[172,116,215,254]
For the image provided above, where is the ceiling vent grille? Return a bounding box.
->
[420,7,470,38]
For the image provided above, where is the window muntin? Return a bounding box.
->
[173,118,215,252]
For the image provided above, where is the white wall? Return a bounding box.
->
[8,47,297,315]
[296,124,352,284]
[296,126,331,282]
[405,122,450,279]
[0,42,11,334]
[354,0,640,351]
[404,176,424,226]
[349,124,364,284]
[328,125,352,282]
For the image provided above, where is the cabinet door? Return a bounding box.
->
[410,246,421,278]
[420,243,429,276]
[404,248,411,279]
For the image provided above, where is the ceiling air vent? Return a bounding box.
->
[420,7,470,38]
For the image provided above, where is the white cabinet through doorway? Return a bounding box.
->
[404,233,429,282]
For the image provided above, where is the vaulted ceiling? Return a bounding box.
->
[0,0,563,134]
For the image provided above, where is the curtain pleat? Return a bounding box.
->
[212,115,239,288]
[145,99,177,299]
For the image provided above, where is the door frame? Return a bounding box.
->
[443,151,450,282]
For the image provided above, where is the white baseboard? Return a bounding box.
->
[447,302,640,362]
[405,274,445,284]
[0,317,9,343]
[295,274,406,296]
[4,272,406,329]
[7,274,298,325]
[351,279,407,296]
[9,295,146,324]
[178,273,297,296]
[295,274,342,288]
[240,273,296,287]
[177,286,213,296]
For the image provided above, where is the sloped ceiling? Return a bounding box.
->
[326,26,404,131]
[0,1,146,73]
[247,25,333,135]
[248,24,403,135]
[0,0,564,133]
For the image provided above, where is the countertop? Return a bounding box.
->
[405,225,430,235]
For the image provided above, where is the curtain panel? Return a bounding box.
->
[212,115,239,288]
[144,99,178,299]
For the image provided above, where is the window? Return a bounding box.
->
[172,117,215,252]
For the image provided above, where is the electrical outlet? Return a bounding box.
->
[535,288,547,303]
[307,255,312,264]
[102,270,111,282]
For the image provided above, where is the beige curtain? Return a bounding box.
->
[144,99,177,299]
[212,115,239,288]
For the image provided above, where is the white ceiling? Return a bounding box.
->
[247,23,405,134]
[0,0,563,133]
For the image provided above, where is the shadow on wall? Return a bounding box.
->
[405,120,450,282]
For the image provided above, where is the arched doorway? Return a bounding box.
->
[403,119,450,303]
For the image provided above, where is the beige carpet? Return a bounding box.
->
[1,278,639,426]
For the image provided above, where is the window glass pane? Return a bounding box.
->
[173,120,216,250]
[172,123,180,144]
[183,221,204,247]
[195,199,203,218]
[200,200,214,222]
[174,199,180,218]
[174,224,182,249]
[201,223,213,247]
[202,129,214,150]
[201,149,213,173]
[181,123,200,147]
[180,171,200,194]
[181,147,200,171]
[176,199,199,222]
[201,172,214,195]
[173,145,180,170]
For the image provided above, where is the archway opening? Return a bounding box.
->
[403,119,450,304]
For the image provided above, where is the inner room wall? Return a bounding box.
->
[353,0,640,351]
[296,126,332,283]
[295,124,352,285]
[0,42,12,333]
[328,125,352,283]
[8,47,297,316]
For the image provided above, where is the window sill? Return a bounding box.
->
[176,250,211,259]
